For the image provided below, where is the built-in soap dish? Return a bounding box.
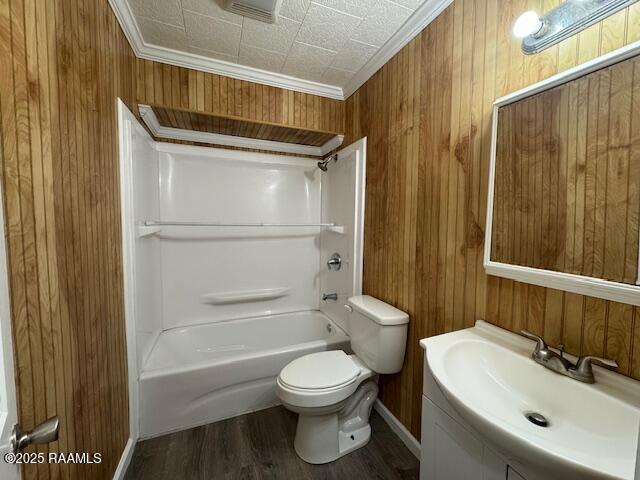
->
[137,225,162,238]
[202,287,291,305]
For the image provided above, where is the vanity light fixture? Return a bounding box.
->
[513,11,544,38]
[516,0,640,54]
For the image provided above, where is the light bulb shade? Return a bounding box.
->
[513,11,543,38]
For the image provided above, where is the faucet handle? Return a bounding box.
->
[570,355,618,383]
[520,330,546,352]
[575,355,619,373]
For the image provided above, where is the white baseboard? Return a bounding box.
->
[113,437,135,480]
[374,399,421,459]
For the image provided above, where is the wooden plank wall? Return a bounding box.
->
[152,106,337,146]
[2,0,639,472]
[345,0,640,440]
[0,0,135,477]
[136,59,345,135]
[492,57,640,285]
[0,3,345,479]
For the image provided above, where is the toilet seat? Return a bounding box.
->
[276,351,372,409]
[279,351,361,391]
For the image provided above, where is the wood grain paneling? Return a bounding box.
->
[492,57,640,285]
[0,0,134,477]
[136,59,345,135]
[0,7,345,476]
[152,106,337,147]
[346,0,640,440]
[3,0,639,471]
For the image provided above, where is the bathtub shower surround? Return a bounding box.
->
[139,311,349,437]
[119,103,366,438]
[156,144,323,330]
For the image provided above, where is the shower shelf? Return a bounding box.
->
[137,221,343,238]
[143,221,338,227]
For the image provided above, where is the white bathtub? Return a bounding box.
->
[138,310,349,438]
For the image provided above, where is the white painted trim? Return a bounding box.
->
[494,39,640,108]
[485,262,640,306]
[108,0,451,101]
[335,137,367,296]
[0,130,19,480]
[637,230,640,286]
[343,0,453,99]
[154,138,327,166]
[141,44,343,100]
[485,40,640,306]
[117,99,144,442]
[320,135,346,156]
[373,399,421,459]
[112,437,135,480]
[636,422,640,480]
[107,0,145,58]
[107,0,343,99]
[139,104,343,156]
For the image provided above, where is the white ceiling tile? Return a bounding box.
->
[351,0,412,47]
[187,46,239,63]
[129,0,184,26]
[181,0,244,25]
[322,67,353,86]
[295,3,360,52]
[312,0,375,18]
[184,10,242,56]
[239,44,287,71]
[388,0,423,10]
[282,41,335,77]
[125,0,426,93]
[284,69,326,83]
[241,16,301,54]
[331,39,377,71]
[279,0,310,22]
[136,17,189,49]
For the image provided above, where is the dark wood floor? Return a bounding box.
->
[125,406,420,479]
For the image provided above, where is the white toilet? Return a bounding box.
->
[276,295,409,464]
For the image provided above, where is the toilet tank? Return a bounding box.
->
[347,295,409,374]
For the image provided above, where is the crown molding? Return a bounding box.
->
[138,104,343,156]
[108,0,146,57]
[139,44,346,99]
[109,0,451,101]
[107,0,344,99]
[342,0,453,99]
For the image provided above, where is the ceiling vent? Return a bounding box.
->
[224,0,282,23]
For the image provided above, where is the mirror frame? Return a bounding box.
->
[485,40,640,307]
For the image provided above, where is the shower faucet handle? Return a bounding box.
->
[327,253,342,271]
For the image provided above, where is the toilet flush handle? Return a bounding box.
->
[344,304,353,312]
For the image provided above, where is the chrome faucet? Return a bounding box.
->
[520,330,618,383]
[322,293,338,301]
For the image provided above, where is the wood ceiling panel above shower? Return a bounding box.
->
[153,107,338,147]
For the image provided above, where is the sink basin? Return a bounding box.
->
[421,321,640,480]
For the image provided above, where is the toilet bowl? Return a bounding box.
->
[276,295,409,464]
[276,351,377,463]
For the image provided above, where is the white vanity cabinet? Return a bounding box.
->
[420,354,533,480]
[421,395,506,480]
[419,322,640,480]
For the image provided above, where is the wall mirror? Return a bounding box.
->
[485,42,640,306]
